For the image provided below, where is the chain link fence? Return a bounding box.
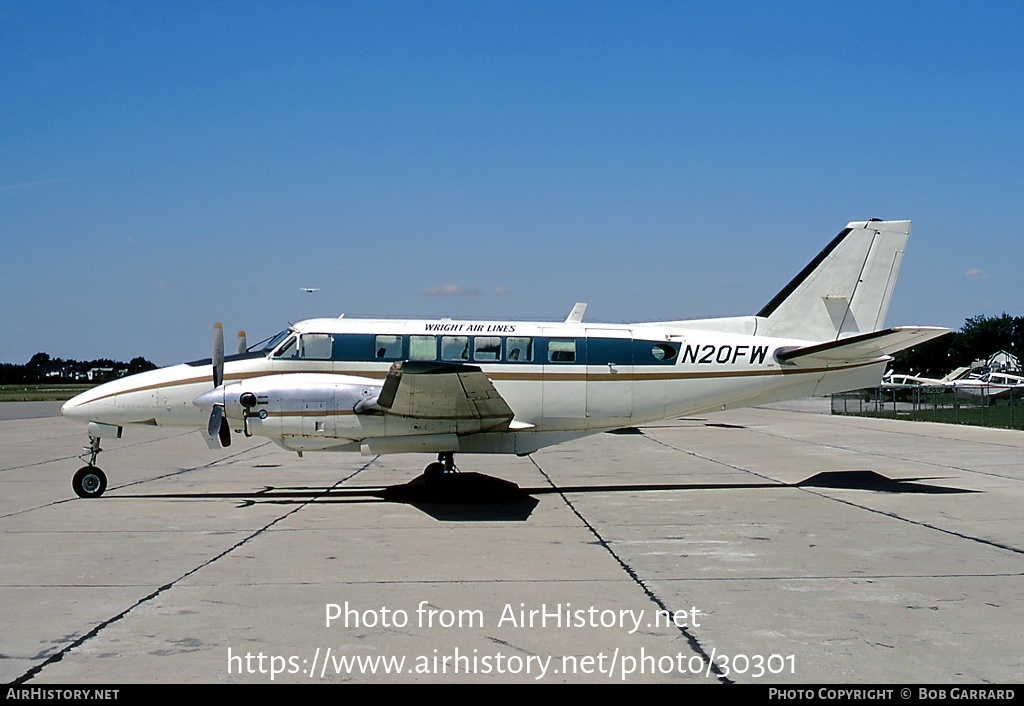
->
[831,386,1024,430]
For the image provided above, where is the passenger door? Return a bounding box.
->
[585,328,633,420]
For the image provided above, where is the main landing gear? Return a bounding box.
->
[73,436,107,498]
[423,452,458,482]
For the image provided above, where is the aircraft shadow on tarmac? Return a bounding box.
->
[112,469,974,522]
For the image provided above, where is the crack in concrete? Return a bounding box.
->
[11,458,377,684]
[645,431,1024,557]
[528,455,732,684]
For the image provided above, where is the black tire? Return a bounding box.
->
[424,462,445,482]
[73,466,107,498]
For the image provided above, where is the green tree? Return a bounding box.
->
[127,357,157,374]
[893,313,1023,378]
[955,313,1017,366]
[26,352,51,369]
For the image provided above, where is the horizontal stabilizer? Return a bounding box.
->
[776,327,950,367]
[377,361,515,423]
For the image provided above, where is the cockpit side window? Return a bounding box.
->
[261,330,293,355]
[274,335,299,359]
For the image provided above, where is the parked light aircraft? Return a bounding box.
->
[946,371,1024,399]
[881,372,944,388]
[61,219,949,498]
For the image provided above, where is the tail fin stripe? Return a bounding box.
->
[756,228,851,318]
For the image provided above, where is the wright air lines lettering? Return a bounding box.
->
[423,323,518,333]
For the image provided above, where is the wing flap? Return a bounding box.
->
[376,361,515,424]
[777,326,950,367]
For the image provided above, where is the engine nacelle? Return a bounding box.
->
[193,373,383,440]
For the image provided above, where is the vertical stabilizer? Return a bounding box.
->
[756,220,910,341]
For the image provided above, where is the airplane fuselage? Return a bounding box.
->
[62,316,888,456]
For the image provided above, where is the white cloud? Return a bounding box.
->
[0,178,64,192]
[965,268,990,280]
[421,284,483,297]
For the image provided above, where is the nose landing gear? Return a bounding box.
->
[73,436,107,498]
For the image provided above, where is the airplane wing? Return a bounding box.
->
[376,361,515,428]
[776,326,950,367]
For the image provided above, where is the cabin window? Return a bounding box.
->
[651,343,678,362]
[473,337,501,362]
[548,339,576,363]
[409,336,437,361]
[374,335,403,359]
[299,333,333,360]
[506,337,533,362]
[441,336,470,361]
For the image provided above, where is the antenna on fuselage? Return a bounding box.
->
[565,303,587,324]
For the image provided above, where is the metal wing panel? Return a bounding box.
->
[377,361,515,424]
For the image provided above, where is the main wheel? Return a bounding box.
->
[72,466,107,498]
[424,462,445,482]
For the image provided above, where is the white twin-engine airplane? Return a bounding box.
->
[62,219,949,498]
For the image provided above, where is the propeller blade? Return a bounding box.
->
[204,404,232,449]
[213,322,224,388]
[236,330,247,355]
[219,416,232,447]
[208,403,224,439]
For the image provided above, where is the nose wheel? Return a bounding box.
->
[73,466,107,498]
[73,435,107,498]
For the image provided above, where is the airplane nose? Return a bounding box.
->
[61,394,90,422]
[61,384,123,425]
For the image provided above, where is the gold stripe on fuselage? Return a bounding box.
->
[84,360,880,405]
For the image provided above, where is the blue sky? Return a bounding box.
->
[2,1,1022,365]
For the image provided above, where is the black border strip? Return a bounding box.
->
[775,328,894,363]
[756,228,853,318]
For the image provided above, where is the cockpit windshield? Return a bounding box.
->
[259,329,293,355]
